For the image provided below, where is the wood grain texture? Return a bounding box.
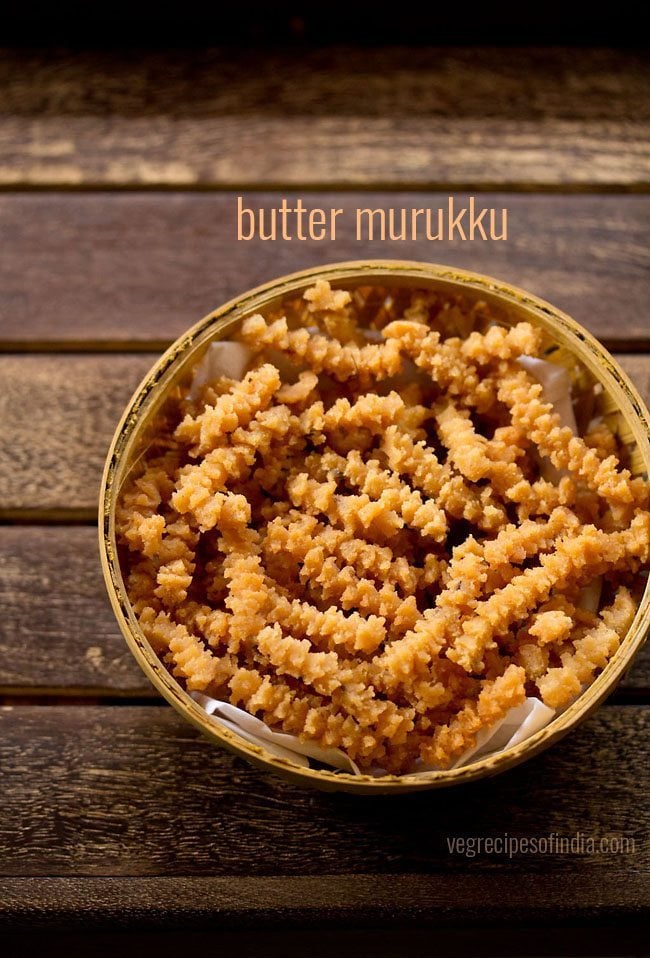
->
[0,353,155,517]
[0,48,648,188]
[0,873,647,932]
[0,705,647,878]
[1,354,649,516]
[1,192,649,347]
[2,116,647,189]
[0,526,153,695]
[3,48,648,120]
[1,525,648,696]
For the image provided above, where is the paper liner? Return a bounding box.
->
[191,692,361,773]
[159,330,591,776]
[191,689,555,777]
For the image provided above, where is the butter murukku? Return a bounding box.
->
[381,426,508,531]
[241,314,403,382]
[419,665,527,767]
[175,364,282,455]
[450,515,650,673]
[117,278,650,774]
[536,588,637,708]
[498,368,648,509]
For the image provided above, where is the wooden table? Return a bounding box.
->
[1,47,649,955]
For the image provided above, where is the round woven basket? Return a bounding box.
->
[99,261,650,793]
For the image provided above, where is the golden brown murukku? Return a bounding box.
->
[175,364,282,455]
[498,368,648,509]
[117,279,650,774]
[536,588,637,708]
[241,314,403,383]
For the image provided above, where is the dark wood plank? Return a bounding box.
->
[0,705,647,878]
[1,354,649,516]
[3,117,646,189]
[3,48,648,120]
[0,48,648,187]
[1,193,649,348]
[2,525,648,696]
[0,353,154,518]
[0,526,153,695]
[0,874,646,934]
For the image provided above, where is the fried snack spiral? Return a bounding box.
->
[175,364,282,455]
[498,368,648,509]
[241,314,403,382]
[536,589,637,708]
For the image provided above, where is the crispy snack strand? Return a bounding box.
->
[241,314,403,382]
[536,589,637,708]
[172,406,296,531]
[381,426,507,531]
[117,279,650,774]
[419,665,527,767]
[451,515,649,673]
[175,364,281,455]
[376,507,581,694]
[498,368,648,509]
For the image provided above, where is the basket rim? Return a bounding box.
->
[99,259,650,794]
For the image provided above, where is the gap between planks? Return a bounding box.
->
[2,182,650,195]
